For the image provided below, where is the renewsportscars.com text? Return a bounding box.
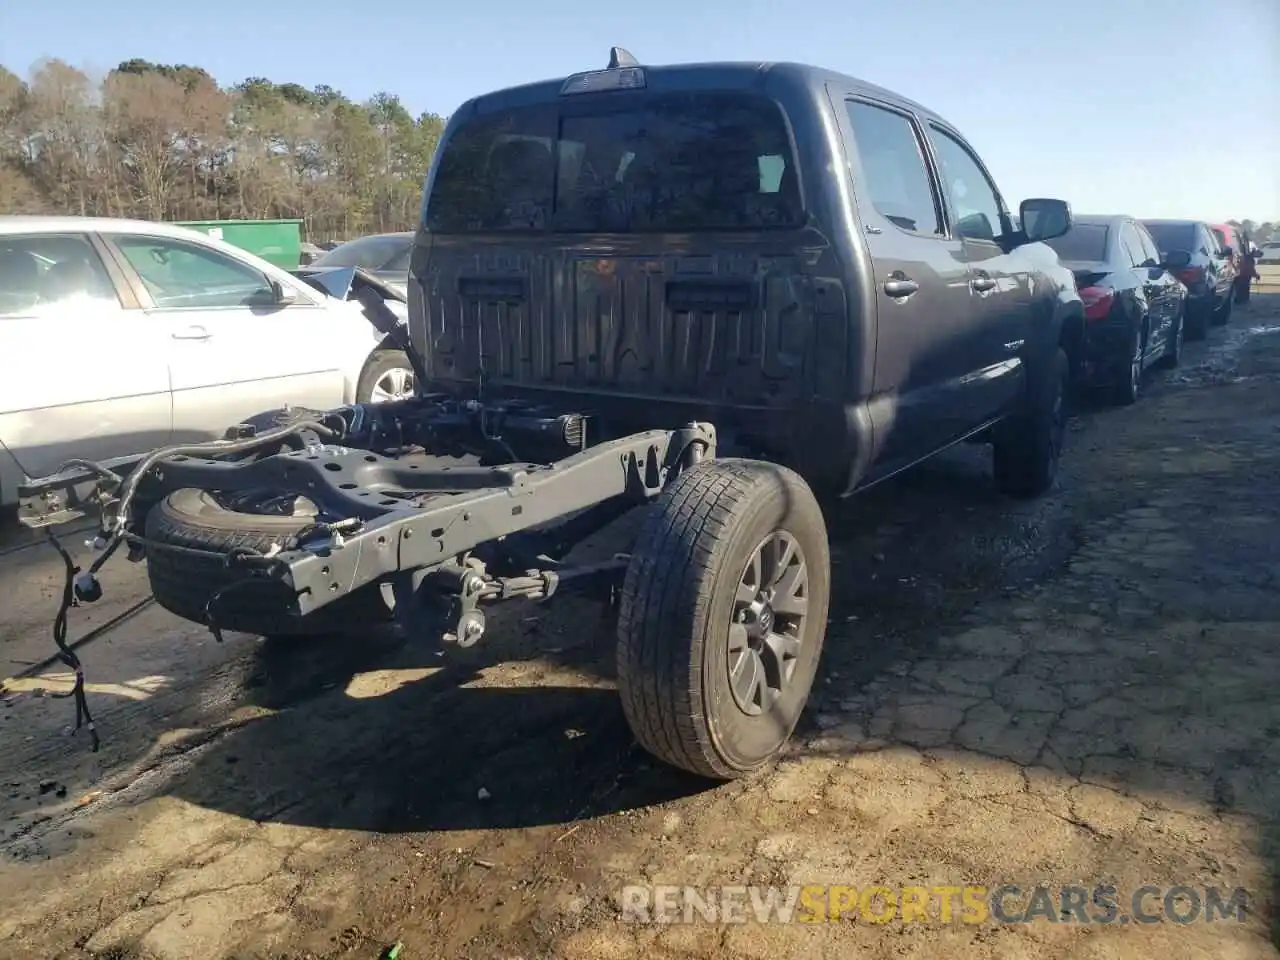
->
[620,883,1251,925]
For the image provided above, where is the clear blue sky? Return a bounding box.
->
[2,0,1276,221]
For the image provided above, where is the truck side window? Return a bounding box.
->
[927,126,1007,244]
[843,100,941,236]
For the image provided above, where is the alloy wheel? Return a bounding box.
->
[727,531,809,716]
[1120,328,1143,404]
[369,367,415,403]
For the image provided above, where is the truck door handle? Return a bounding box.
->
[970,276,998,293]
[883,278,919,298]
[171,325,210,341]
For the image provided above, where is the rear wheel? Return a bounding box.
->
[1185,301,1210,340]
[991,346,1069,499]
[616,459,831,780]
[1213,293,1233,326]
[1157,305,1184,369]
[1112,324,1144,406]
[144,489,391,637]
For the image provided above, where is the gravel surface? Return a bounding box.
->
[2,290,1279,960]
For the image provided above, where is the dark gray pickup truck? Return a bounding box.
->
[24,49,1081,780]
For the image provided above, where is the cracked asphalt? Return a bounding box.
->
[1,288,1279,960]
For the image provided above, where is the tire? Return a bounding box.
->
[991,346,1069,499]
[1157,305,1184,370]
[144,489,391,637]
[1112,323,1144,407]
[1213,294,1232,326]
[1185,300,1210,340]
[616,459,831,780]
[356,350,416,404]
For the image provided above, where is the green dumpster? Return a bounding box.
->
[173,219,304,270]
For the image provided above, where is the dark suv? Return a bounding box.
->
[411,53,1081,501]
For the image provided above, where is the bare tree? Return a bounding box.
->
[0,56,440,240]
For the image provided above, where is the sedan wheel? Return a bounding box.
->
[1158,308,1184,369]
[370,366,415,403]
[1216,295,1233,326]
[355,349,417,405]
[1114,327,1143,406]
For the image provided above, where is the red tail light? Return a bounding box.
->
[1177,266,1204,286]
[1078,285,1114,321]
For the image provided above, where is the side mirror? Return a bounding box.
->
[1220,245,1233,259]
[1162,249,1192,271]
[1019,198,1072,243]
[269,279,297,305]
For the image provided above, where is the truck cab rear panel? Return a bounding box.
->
[415,233,854,447]
[408,63,880,488]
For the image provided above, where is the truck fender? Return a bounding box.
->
[1053,294,1087,387]
[1024,276,1083,390]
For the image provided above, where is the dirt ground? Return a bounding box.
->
[2,286,1280,960]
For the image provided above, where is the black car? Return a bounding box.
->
[1140,219,1233,336]
[1044,215,1187,404]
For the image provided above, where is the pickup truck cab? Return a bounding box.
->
[409,52,1081,499]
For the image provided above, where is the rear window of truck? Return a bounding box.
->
[424,91,803,234]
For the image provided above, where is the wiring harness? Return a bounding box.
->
[34,415,350,752]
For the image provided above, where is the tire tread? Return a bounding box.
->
[616,459,823,779]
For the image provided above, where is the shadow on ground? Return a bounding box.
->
[110,429,1083,837]
[11,349,1170,840]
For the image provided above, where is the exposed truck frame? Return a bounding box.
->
[18,295,827,781]
[107,401,716,644]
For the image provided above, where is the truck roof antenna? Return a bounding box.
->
[608,47,639,69]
